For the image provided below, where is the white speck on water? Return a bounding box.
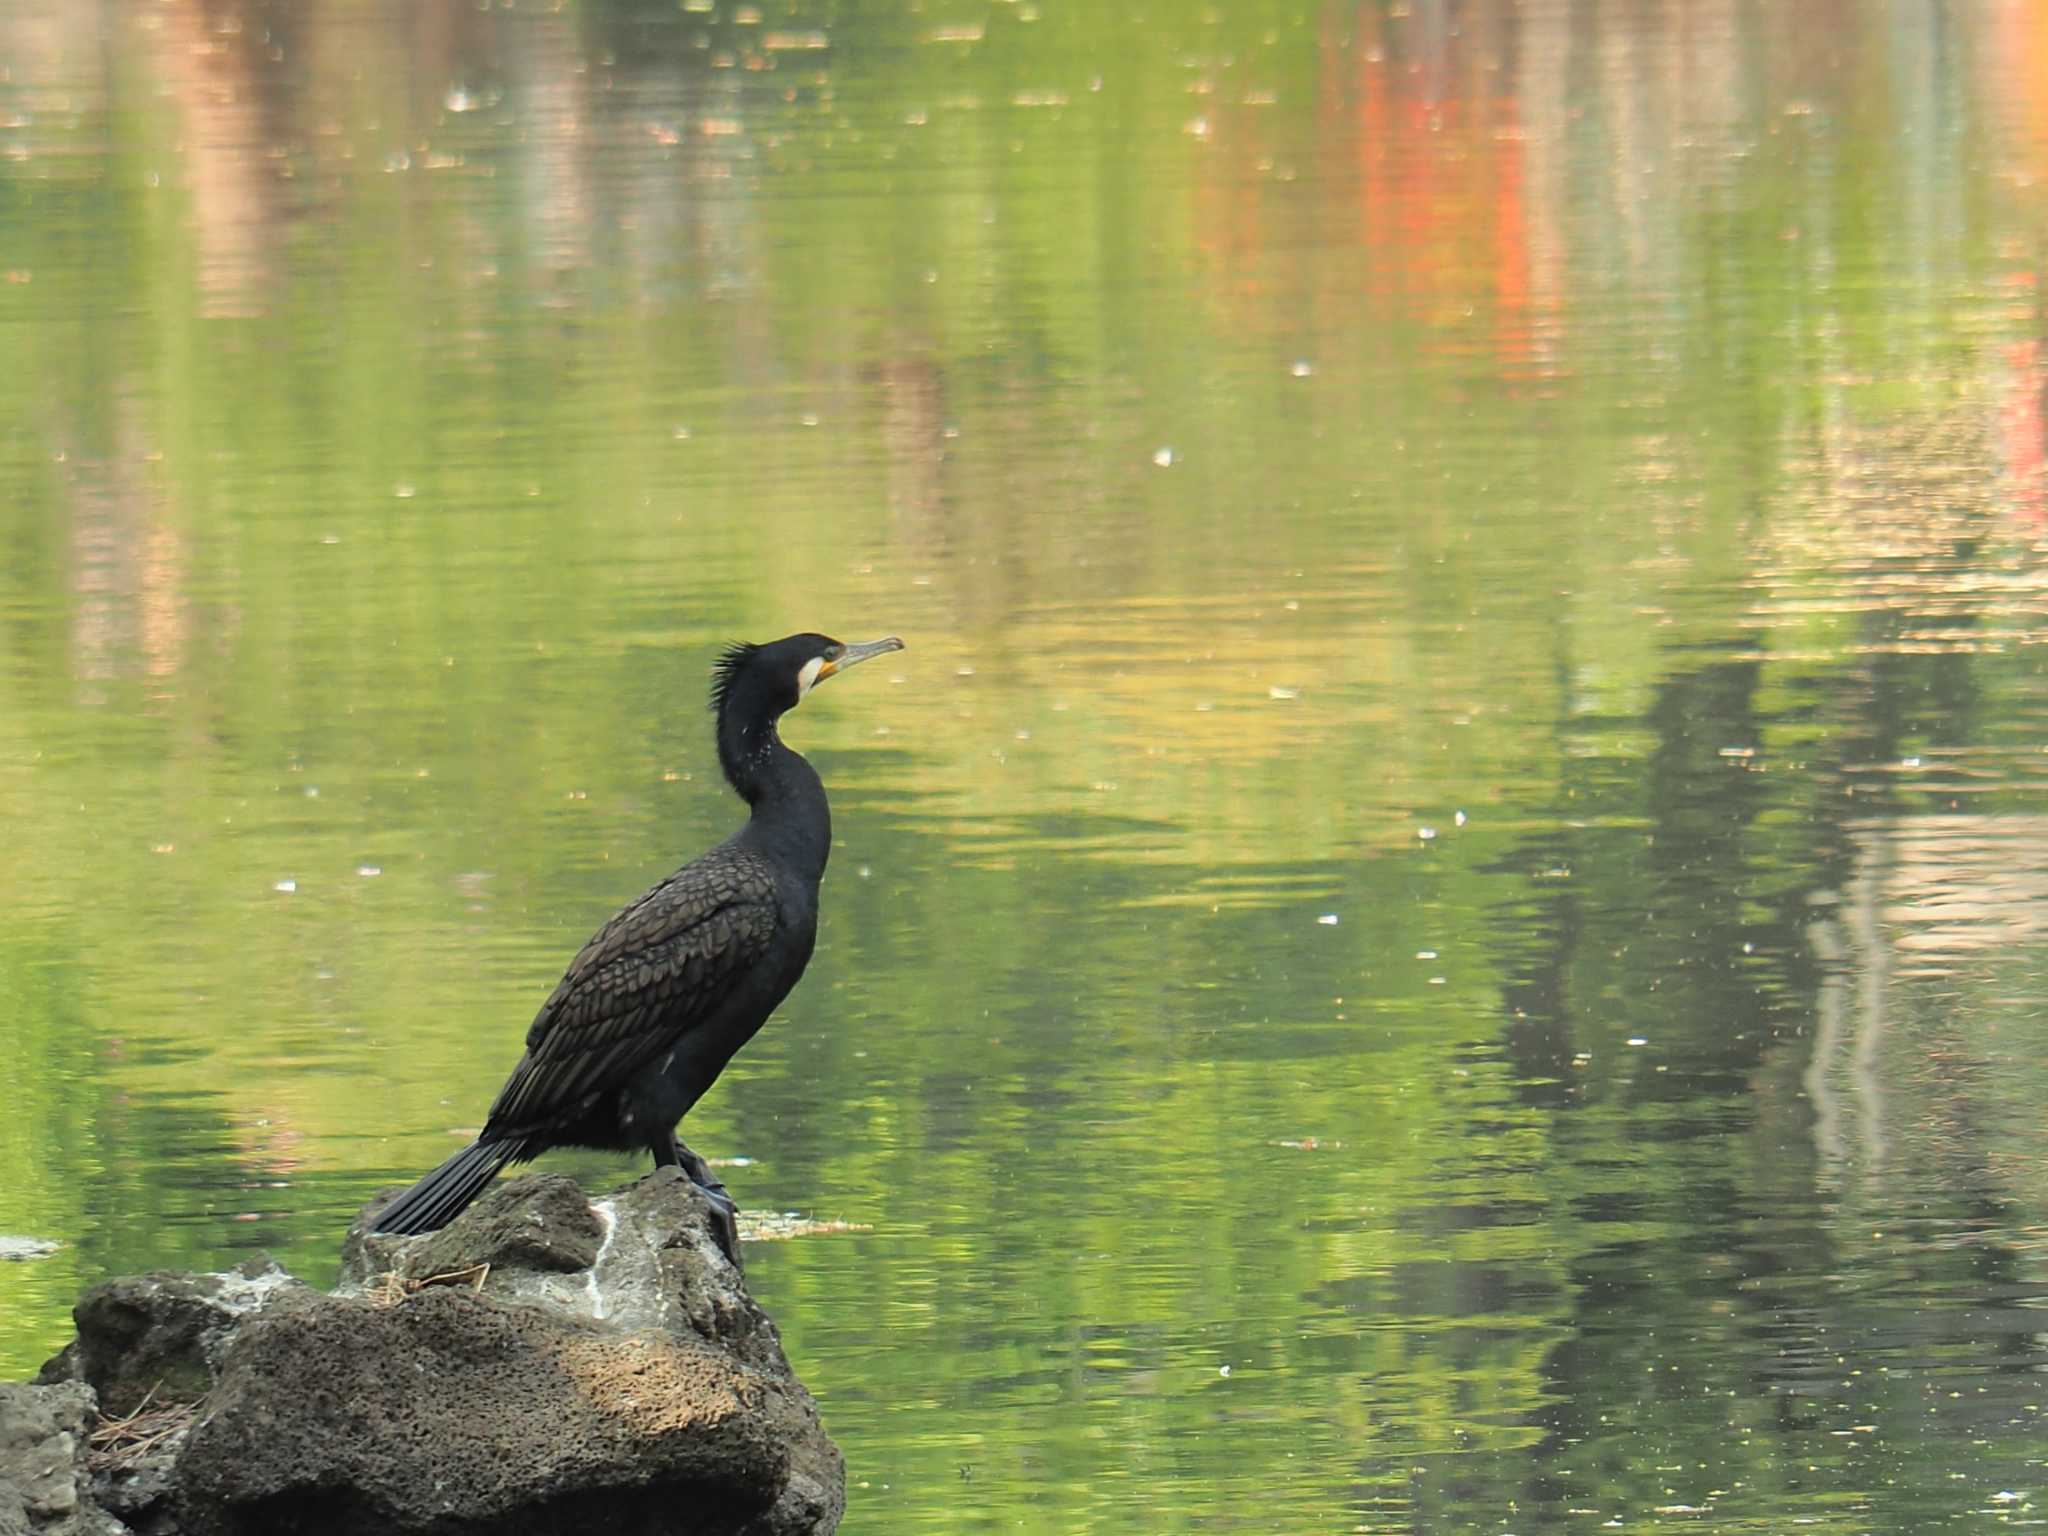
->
[273,879,296,894]
[1318,914,1339,925]
[445,86,479,113]
[1454,809,1467,826]
[1417,950,1438,960]
[1902,756,1922,768]
[393,483,415,499]
[1268,685,1300,700]
[1627,1037,1648,1047]
[357,865,381,878]
[857,865,871,879]
[1428,976,1446,985]
[956,666,976,677]
[1152,446,1175,467]
[1742,940,1754,953]
[1218,1365,1231,1378]
[304,786,319,798]
[320,533,340,545]
[800,413,819,427]
[672,425,691,439]
[1290,359,1315,377]
[1417,826,1438,840]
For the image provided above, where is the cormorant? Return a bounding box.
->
[372,632,904,1256]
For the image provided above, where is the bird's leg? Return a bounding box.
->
[658,1131,740,1267]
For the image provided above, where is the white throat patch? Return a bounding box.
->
[796,655,827,700]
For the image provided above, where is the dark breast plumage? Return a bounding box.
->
[485,845,783,1133]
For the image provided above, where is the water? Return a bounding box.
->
[4,1,2048,1530]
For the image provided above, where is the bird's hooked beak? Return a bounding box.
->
[817,635,904,684]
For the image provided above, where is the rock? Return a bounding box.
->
[0,1382,125,1536]
[7,1171,842,1536]
[340,1170,611,1291]
[37,1260,314,1418]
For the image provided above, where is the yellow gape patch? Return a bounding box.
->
[796,655,828,699]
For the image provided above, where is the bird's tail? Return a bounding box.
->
[372,1139,523,1235]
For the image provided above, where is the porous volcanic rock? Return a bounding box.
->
[0,1380,123,1536]
[16,1171,842,1536]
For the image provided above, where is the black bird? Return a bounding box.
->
[373,632,904,1254]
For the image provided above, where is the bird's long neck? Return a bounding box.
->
[720,716,831,884]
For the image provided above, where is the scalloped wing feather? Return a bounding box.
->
[484,848,781,1132]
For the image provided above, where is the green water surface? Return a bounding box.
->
[4,1,2048,1530]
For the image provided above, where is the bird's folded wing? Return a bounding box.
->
[484,859,780,1129]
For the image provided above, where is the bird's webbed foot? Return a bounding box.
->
[700,1184,742,1271]
[662,1134,742,1270]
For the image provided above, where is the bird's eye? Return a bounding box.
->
[827,643,846,661]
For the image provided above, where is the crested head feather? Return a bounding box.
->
[709,641,760,717]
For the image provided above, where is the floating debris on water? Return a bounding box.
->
[1271,1138,1342,1151]
[739,1212,872,1242]
[273,879,297,894]
[0,1235,59,1261]
[1317,914,1338,925]
[1268,685,1300,700]
[1152,446,1176,467]
[1290,359,1314,377]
